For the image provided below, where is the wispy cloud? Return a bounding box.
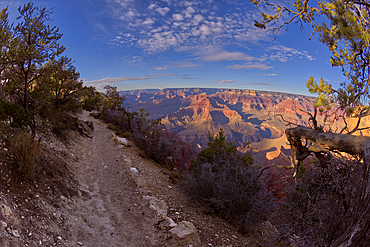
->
[85,76,153,85]
[182,74,205,79]
[213,80,236,83]
[243,82,272,86]
[227,63,273,70]
[202,51,255,62]
[84,76,154,90]
[154,62,200,70]
[146,73,174,77]
[260,73,281,76]
[156,7,170,16]
[261,45,316,62]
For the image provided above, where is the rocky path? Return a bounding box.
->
[62,111,168,246]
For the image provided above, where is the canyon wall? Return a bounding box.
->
[122,88,315,150]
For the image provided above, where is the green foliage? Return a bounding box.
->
[97,91,173,169]
[81,86,103,111]
[182,129,271,230]
[193,128,253,168]
[252,0,370,131]
[9,131,41,177]
[101,85,135,132]
[0,2,84,134]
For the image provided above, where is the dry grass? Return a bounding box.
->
[9,131,41,177]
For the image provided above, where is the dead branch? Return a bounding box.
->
[258,150,296,178]
[276,113,299,127]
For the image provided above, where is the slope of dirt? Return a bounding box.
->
[0,111,272,246]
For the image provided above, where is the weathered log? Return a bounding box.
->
[285,126,370,246]
[285,126,370,167]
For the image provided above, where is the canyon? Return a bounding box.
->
[122,88,315,156]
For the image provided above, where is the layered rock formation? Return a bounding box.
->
[122,88,315,150]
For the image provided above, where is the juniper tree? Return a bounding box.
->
[251,1,370,245]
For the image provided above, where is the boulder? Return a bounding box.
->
[77,120,94,138]
[169,221,201,247]
[111,133,128,147]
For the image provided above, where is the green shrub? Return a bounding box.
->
[9,131,41,177]
[181,129,274,231]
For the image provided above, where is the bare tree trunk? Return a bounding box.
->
[285,125,370,246]
[285,126,370,165]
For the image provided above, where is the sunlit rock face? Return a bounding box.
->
[121,88,315,149]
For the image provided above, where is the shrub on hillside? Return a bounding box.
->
[274,156,367,246]
[81,86,103,111]
[9,131,41,177]
[180,129,274,231]
[131,110,174,170]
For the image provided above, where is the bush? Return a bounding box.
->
[131,110,174,170]
[9,131,41,177]
[274,156,367,246]
[180,129,274,231]
[46,110,79,136]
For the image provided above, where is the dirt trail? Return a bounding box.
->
[62,111,167,246]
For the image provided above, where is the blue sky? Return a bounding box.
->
[3,0,346,95]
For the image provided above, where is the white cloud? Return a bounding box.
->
[110,0,134,7]
[84,76,154,90]
[184,1,194,6]
[156,7,171,16]
[154,65,171,70]
[213,80,236,83]
[199,24,211,36]
[260,73,281,76]
[265,45,316,62]
[243,82,272,86]
[142,18,155,25]
[148,3,157,9]
[193,14,205,25]
[172,13,184,21]
[108,1,270,54]
[146,73,174,76]
[85,76,152,84]
[154,62,199,70]
[227,63,273,70]
[183,6,195,18]
[203,51,255,61]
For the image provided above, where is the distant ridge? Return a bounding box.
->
[118,88,317,150]
[120,87,311,98]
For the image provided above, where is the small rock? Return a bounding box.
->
[165,216,177,227]
[169,221,201,247]
[0,220,7,231]
[117,137,128,146]
[130,167,138,173]
[77,241,84,246]
[11,229,20,238]
[0,204,12,216]
[57,236,62,240]
[143,196,168,217]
